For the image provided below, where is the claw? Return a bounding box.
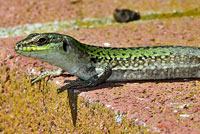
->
[57,83,74,94]
[30,68,63,85]
[57,87,66,94]
[31,77,38,85]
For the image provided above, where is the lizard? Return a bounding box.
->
[15,33,200,93]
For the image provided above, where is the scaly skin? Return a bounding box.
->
[15,33,200,93]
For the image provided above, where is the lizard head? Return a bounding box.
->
[15,33,68,53]
[15,33,91,75]
[14,33,89,71]
[15,33,82,57]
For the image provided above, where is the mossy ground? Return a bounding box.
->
[0,65,148,133]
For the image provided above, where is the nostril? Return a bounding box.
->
[17,44,22,48]
[15,43,22,50]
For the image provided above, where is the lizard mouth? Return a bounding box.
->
[15,45,39,52]
[14,44,50,58]
[15,42,35,52]
[15,42,48,52]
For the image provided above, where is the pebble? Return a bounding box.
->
[104,42,111,46]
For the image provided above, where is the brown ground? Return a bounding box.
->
[1,0,200,27]
[1,0,200,133]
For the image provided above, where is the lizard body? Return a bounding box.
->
[15,33,200,93]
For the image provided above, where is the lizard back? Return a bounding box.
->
[78,44,200,81]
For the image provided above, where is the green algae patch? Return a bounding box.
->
[0,65,148,133]
[0,17,114,38]
[141,8,200,20]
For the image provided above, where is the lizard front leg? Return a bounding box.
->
[57,66,112,93]
[31,68,63,85]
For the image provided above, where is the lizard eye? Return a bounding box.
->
[37,38,47,45]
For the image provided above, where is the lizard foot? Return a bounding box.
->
[31,68,63,85]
